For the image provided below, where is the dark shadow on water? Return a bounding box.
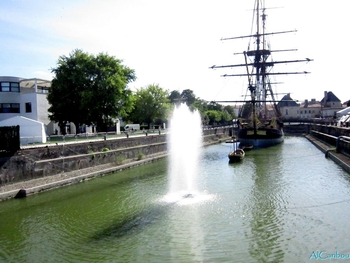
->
[89,202,174,241]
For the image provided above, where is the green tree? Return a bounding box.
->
[169,90,181,105]
[48,49,136,133]
[221,110,233,123]
[205,110,222,125]
[188,97,207,110]
[181,89,196,106]
[129,84,171,127]
[223,105,235,117]
[86,52,136,131]
[207,101,222,111]
[240,102,252,119]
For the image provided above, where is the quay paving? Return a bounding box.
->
[305,134,350,174]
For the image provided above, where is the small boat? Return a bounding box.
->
[228,148,245,163]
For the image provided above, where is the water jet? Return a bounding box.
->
[166,104,202,200]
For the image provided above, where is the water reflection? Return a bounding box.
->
[244,145,285,262]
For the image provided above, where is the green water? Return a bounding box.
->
[1,137,350,262]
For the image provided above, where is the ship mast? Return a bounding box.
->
[210,0,312,132]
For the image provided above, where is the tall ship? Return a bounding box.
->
[211,1,312,148]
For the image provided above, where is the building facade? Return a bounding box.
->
[320,91,343,118]
[278,91,344,120]
[0,76,51,123]
[0,76,52,143]
[0,76,119,138]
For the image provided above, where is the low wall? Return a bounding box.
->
[0,127,231,186]
[309,124,350,157]
[310,124,350,137]
[283,124,310,135]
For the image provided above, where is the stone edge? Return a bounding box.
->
[305,134,350,174]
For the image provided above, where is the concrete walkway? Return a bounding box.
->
[305,134,350,174]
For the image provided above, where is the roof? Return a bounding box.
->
[0,76,51,89]
[20,78,51,89]
[278,94,299,107]
[320,91,341,103]
[0,116,44,126]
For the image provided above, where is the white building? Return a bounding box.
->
[0,76,51,122]
[0,76,52,143]
[0,76,120,143]
[278,91,344,119]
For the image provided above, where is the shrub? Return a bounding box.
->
[115,156,125,165]
[137,152,144,160]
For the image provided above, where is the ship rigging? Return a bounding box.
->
[210,0,313,148]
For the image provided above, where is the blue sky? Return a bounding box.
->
[1,0,349,103]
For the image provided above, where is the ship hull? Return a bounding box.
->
[237,128,284,148]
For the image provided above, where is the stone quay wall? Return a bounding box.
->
[283,123,350,157]
[0,127,231,186]
[308,124,350,157]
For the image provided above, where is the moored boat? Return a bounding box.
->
[228,148,245,163]
[211,0,312,149]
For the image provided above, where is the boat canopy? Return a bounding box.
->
[336,106,350,117]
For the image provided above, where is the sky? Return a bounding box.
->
[1,0,349,104]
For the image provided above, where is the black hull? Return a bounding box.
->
[238,128,284,148]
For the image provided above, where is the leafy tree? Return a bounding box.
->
[205,110,222,125]
[191,98,208,113]
[240,102,252,119]
[223,105,235,117]
[221,110,233,123]
[181,89,196,106]
[48,49,136,133]
[169,90,181,105]
[86,52,136,131]
[207,101,222,111]
[129,84,171,127]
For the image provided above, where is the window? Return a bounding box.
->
[25,102,32,113]
[1,82,10,92]
[11,82,19,92]
[0,103,20,113]
[37,86,48,93]
[0,82,20,92]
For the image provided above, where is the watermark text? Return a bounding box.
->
[310,251,350,260]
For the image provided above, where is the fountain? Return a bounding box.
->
[166,104,203,202]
